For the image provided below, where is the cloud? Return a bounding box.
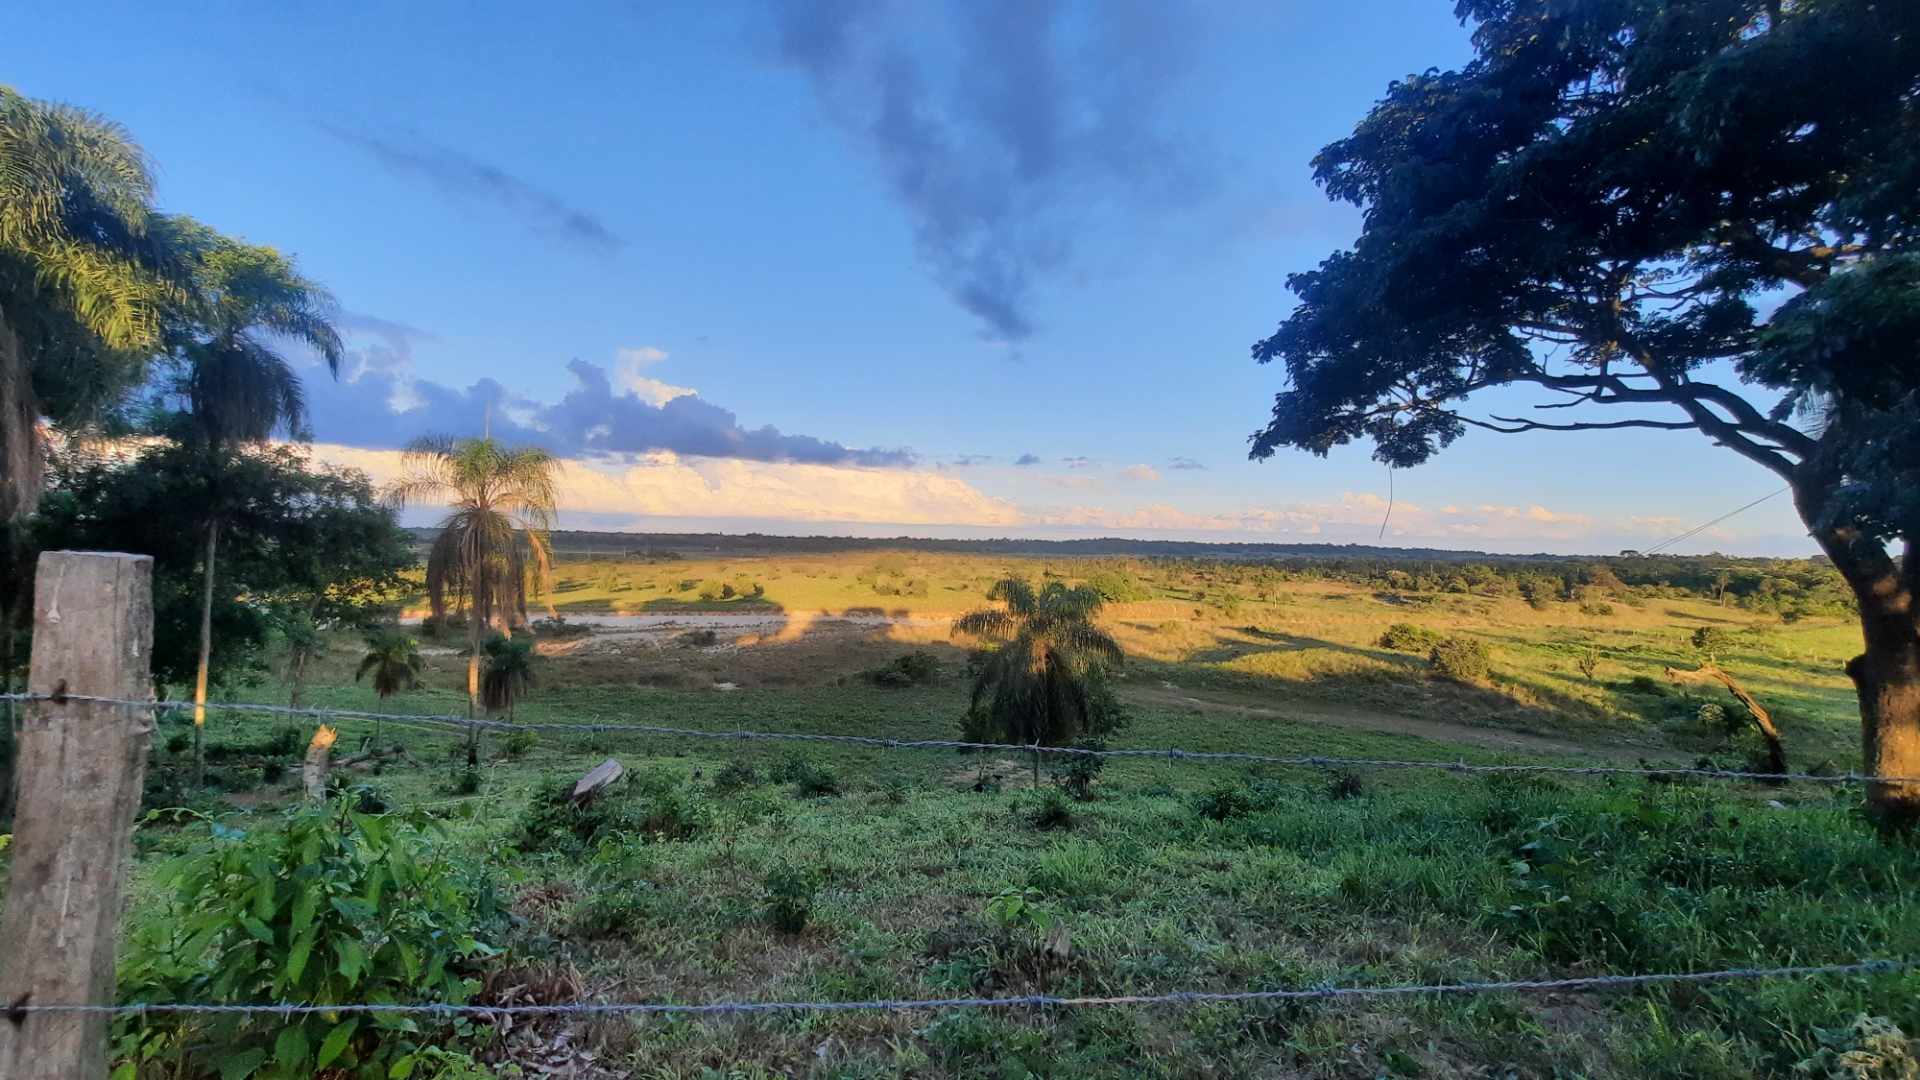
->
[946,453,993,468]
[1012,453,1041,467]
[612,346,696,406]
[1121,464,1159,482]
[1061,455,1093,469]
[1167,456,1206,471]
[311,444,1018,528]
[305,336,909,467]
[769,0,1212,339]
[315,119,623,254]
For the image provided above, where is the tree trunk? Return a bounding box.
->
[193,517,219,787]
[465,615,481,766]
[303,725,337,802]
[1848,631,1920,832]
[0,304,46,524]
[1664,661,1787,776]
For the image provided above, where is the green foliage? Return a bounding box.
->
[514,770,705,856]
[355,629,424,700]
[479,632,536,717]
[1377,622,1442,653]
[502,727,537,758]
[1083,565,1150,603]
[1195,781,1257,822]
[983,888,1055,933]
[1577,648,1601,681]
[1793,1015,1919,1079]
[772,753,841,797]
[34,442,411,689]
[1428,636,1492,684]
[1050,738,1106,801]
[115,801,500,1080]
[1024,788,1075,831]
[764,865,818,934]
[1693,626,1735,659]
[954,577,1126,747]
[865,649,941,687]
[710,759,759,792]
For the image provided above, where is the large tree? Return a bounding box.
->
[1248,0,1920,826]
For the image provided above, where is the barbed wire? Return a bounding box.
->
[6,959,1909,1019]
[6,691,1917,785]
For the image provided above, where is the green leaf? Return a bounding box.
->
[388,1053,416,1079]
[272,1025,309,1068]
[315,1020,358,1069]
[290,888,317,936]
[239,916,274,944]
[218,1048,267,1080]
[337,937,367,982]
[286,930,315,986]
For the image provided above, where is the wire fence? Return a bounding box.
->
[6,691,1918,786]
[8,960,1912,1020]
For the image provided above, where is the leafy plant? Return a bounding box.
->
[865,649,941,687]
[1793,1015,1918,1079]
[764,865,819,934]
[1024,788,1074,831]
[710,760,759,792]
[1378,623,1443,653]
[983,889,1055,933]
[1428,636,1492,684]
[114,800,500,1080]
[952,577,1125,748]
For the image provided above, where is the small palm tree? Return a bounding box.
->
[355,630,424,746]
[386,435,558,756]
[952,578,1125,773]
[479,633,536,723]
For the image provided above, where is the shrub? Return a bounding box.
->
[676,628,719,647]
[1196,782,1255,821]
[1050,738,1106,801]
[1579,601,1616,616]
[451,766,483,796]
[711,760,760,792]
[866,649,942,687]
[115,802,500,1080]
[1428,636,1492,683]
[773,753,842,797]
[1025,788,1075,831]
[1691,626,1734,658]
[529,615,592,640]
[764,865,818,934]
[503,728,538,758]
[1792,1015,1918,1079]
[164,731,192,755]
[1378,623,1443,653]
[1327,770,1364,800]
[1577,647,1600,681]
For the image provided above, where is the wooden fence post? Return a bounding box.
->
[0,552,154,1080]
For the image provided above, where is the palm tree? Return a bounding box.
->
[355,629,424,746]
[1,85,177,520]
[479,633,537,723]
[162,224,342,781]
[952,577,1125,779]
[386,435,558,758]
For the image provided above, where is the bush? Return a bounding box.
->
[1579,601,1616,616]
[529,615,592,640]
[1025,788,1075,831]
[764,865,818,934]
[1050,738,1106,801]
[1691,626,1734,657]
[1793,1015,1918,1078]
[1378,623,1443,653]
[451,766,482,795]
[1428,636,1492,683]
[772,753,841,797]
[1327,770,1364,800]
[503,728,538,758]
[1196,782,1256,821]
[676,628,719,647]
[711,760,760,792]
[115,801,501,1079]
[866,650,941,687]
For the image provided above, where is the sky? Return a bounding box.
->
[3,2,1816,556]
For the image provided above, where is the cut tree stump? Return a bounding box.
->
[572,757,625,802]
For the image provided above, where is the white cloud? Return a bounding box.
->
[613,345,696,406]
[1121,464,1160,482]
[309,444,1021,528]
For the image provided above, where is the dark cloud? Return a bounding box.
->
[305,357,910,467]
[947,453,993,467]
[1012,453,1041,467]
[1061,455,1093,469]
[315,120,623,255]
[771,0,1211,340]
[1168,456,1207,471]
[334,311,434,378]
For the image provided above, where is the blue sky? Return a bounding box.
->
[4,2,1813,555]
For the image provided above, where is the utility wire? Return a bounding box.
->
[1642,486,1790,556]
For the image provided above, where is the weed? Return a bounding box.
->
[1025,788,1075,831]
[711,760,759,792]
[764,865,818,934]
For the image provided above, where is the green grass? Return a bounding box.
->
[10,551,1913,1078]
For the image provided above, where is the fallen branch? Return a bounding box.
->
[1665,662,1787,777]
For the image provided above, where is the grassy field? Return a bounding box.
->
[12,550,1920,1078]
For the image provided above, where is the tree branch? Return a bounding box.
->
[1472,414,1696,433]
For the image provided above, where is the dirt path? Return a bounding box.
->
[1123,682,1654,761]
